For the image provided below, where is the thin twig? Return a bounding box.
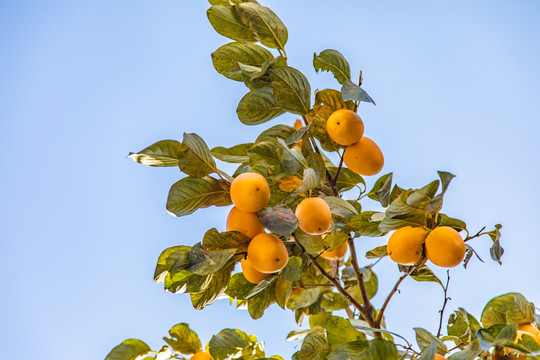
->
[376,257,427,325]
[437,270,451,337]
[292,235,377,328]
[464,226,486,242]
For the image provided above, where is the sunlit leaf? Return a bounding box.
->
[235,3,288,49]
[128,140,183,167]
[163,323,202,354]
[211,42,273,81]
[211,143,253,163]
[166,176,231,217]
[313,49,351,85]
[270,67,311,115]
[207,5,256,42]
[105,339,152,360]
[237,88,286,125]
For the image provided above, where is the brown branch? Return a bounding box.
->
[347,236,379,335]
[376,257,427,325]
[332,150,344,184]
[464,226,486,242]
[437,270,451,337]
[292,236,375,326]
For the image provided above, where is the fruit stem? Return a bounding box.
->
[376,256,427,325]
[332,150,345,185]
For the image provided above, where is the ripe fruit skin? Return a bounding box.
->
[320,241,348,260]
[387,226,427,265]
[191,352,212,360]
[295,197,332,235]
[326,109,365,146]
[247,233,289,273]
[241,258,270,284]
[226,206,265,239]
[517,323,540,346]
[343,137,384,176]
[230,172,270,212]
[434,355,446,360]
[425,226,466,267]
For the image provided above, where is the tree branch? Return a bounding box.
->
[347,235,379,334]
[292,236,377,328]
[437,270,451,337]
[376,257,427,325]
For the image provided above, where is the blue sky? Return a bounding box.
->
[1,1,540,359]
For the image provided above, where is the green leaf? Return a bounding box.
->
[414,327,447,354]
[481,293,536,328]
[407,265,444,288]
[166,176,231,217]
[417,342,437,360]
[448,308,482,344]
[226,273,255,300]
[209,329,251,360]
[154,245,191,283]
[287,327,325,342]
[211,42,273,81]
[246,275,277,299]
[207,5,256,42]
[341,79,376,105]
[348,268,378,301]
[367,173,393,207]
[257,204,298,236]
[326,316,363,350]
[276,137,308,170]
[287,288,321,311]
[177,133,218,178]
[313,49,351,85]
[294,229,324,254]
[293,168,320,196]
[327,167,365,193]
[275,277,292,308]
[128,140,182,167]
[163,323,202,354]
[237,88,286,125]
[438,214,467,232]
[285,123,311,146]
[202,228,250,252]
[270,67,311,115]
[487,224,504,265]
[447,340,482,360]
[323,231,348,252]
[248,279,277,319]
[365,245,388,259]
[235,3,288,49]
[348,211,388,237]
[191,265,233,310]
[105,339,151,360]
[187,244,236,276]
[379,193,428,232]
[256,124,295,143]
[321,196,358,219]
[297,333,331,360]
[320,292,349,311]
[211,143,253,163]
[329,339,399,360]
[248,140,281,166]
[282,256,303,282]
[314,89,355,111]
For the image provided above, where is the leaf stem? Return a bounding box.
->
[464,226,486,242]
[376,257,427,325]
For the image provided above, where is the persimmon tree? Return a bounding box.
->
[106,1,540,360]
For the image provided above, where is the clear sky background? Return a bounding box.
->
[1,1,540,359]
